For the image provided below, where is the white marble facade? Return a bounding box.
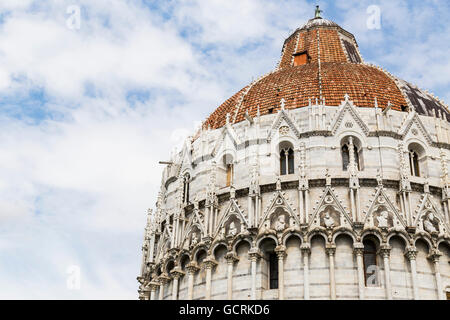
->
[138,96,450,300]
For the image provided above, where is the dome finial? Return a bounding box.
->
[315,5,323,19]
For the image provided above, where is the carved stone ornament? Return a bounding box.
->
[279,125,290,136]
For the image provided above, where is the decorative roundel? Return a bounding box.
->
[377,196,385,204]
[412,128,418,136]
[279,126,290,136]
[345,122,354,128]
[324,195,333,204]
[276,198,283,205]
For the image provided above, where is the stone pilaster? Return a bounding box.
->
[248,248,262,300]
[204,257,218,300]
[428,249,445,300]
[170,268,185,300]
[405,246,419,300]
[275,245,287,300]
[225,252,239,300]
[186,263,200,300]
[326,244,336,300]
[379,244,392,300]
[300,243,311,300]
[353,242,365,300]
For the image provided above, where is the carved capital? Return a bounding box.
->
[225,252,239,264]
[275,245,287,259]
[428,249,442,263]
[379,244,391,258]
[203,257,218,270]
[170,268,185,279]
[157,273,171,284]
[149,281,160,291]
[353,242,364,256]
[186,262,200,274]
[300,243,311,254]
[404,246,418,261]
[248,248,262,262]
[325,244,336,256]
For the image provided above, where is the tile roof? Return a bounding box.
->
[202,16,449,130]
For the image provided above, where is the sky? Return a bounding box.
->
[0,0,448,299]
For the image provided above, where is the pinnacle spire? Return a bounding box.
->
[315,5,323,19]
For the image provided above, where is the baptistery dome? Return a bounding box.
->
[138,10,450,301]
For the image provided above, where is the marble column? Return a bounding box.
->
[429,250,445,300]
[380,244,392,300]
[300,243,311,300]
[353,242,365,300]
[225,252,239,300]
[149,281,159,300]
[275,245,287,300]
[186,263,200,300]
[326,244,337,300]
[248,249,262,300]
[158,274,171,301]
[170,268,185,300]
[405,246,419,300]
[204,257,218,300]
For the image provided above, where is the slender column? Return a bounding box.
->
[204,207,210,236]
[158,274,170,300]
[298,189,304,223]
[186,263,200,300]
[353,242,365,300]
[275,245,287,300]
[204,257,218,300]
[305,191,310,224]
[248,249,262,300]
[405,246,419,300]
[402,193,409,225]
[380,245,392,300]
[350,189,356,221]
[429,250,445,300]
[170,268,185,300]
[149,281,159,300]
[225,252,239,300]
[300,243,311,300]
[248,196,253,227]
[141,284,150,301]
[326,244,337,300]
[356,189,361,223]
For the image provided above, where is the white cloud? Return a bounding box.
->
[0,0,448,299]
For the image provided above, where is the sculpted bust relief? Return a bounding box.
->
[377,211,389,228]
[275,214,286,232]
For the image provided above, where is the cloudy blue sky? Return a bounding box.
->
[0,0,448,299]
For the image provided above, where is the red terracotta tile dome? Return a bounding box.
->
[203,13,449,130]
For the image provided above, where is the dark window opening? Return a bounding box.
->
[268,108,274,114]
[182,174,190,204]
[342,144,361,171]
[409,150,420,177]
[269,253,279,289]
[401,105,408,112]
[280,148,294,175]
[226,164,233,187]
[363,240,379,287]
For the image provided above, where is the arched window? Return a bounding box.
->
[341,137,362,171]
[280,148,294,175]
[182,173,190,204]
[342,145,350,171]
[409,150,420,177]
[269,252,279,289]
[226,164,234,187]
[363,240,379,287]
